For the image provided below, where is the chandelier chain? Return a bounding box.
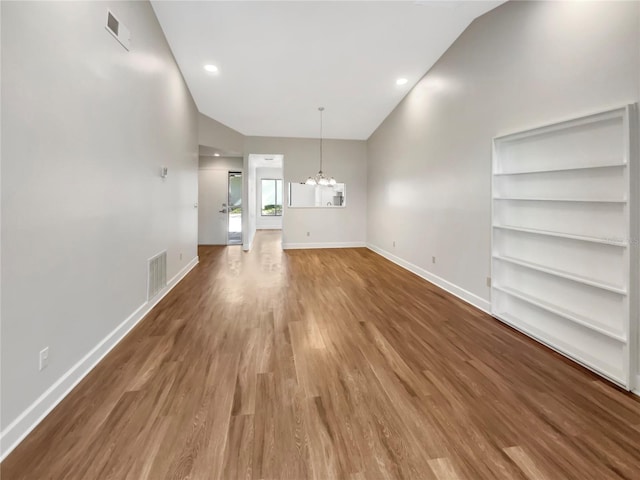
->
[304,106,335,186]
[319,107,324,173]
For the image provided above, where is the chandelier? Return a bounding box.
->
[305,107,337,186]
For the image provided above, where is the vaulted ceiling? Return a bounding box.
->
[151,1,503,140]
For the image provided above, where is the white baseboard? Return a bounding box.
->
[283,241,366,250]
[366,243,491,314]
[633,375,640,397]
[0,256,199,461]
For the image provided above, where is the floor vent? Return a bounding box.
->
[148,251,167,300]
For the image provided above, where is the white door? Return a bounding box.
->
[198,169,228,245]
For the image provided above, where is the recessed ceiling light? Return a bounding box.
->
[213,153,220,157]
[204,64,218,73]
[396,78,408,86]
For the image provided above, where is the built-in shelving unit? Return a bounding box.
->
[491,105,637,388]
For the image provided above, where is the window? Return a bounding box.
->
[261,179,283,216]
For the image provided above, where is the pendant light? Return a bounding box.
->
[305,107,337,186]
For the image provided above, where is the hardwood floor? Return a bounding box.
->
[3,230,640,479]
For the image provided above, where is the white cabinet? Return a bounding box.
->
[491,105,638,388]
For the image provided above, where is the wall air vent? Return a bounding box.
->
[148,251,167,301]
[105,10,131,51]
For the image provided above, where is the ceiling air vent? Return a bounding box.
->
[105,10,131,51]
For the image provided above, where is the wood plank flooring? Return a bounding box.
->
[2,230,640,479]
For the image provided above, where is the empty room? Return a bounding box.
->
[2,1,640,479]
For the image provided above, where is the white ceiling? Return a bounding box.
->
[151,1,502,140]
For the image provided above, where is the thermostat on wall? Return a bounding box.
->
[105,10,131,51]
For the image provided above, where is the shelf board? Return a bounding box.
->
[493,197,626,204]
[493,107,626,143]
[491,310,626,387]
[492,224,628,247]
[492,285,626,342]
[493,162,626,176]
[492,255,627,295]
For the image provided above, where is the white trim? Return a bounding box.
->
[282,241,366,250]
[366,243,491,314]
[0,256,199,461]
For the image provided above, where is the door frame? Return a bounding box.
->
[227,171,243,245]
[197,164,244,246]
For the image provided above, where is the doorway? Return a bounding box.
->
[246,154,284,250]
[228,171,242,245]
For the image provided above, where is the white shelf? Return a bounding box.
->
[494,106,626,142]
[493,196,626,204]
[493,162,626,176]
[492,255,627,295]
[492,285,626,342]
[492,310,626,388]
[492,224,628,247]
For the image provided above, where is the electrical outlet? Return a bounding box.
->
[486,277,491,287]
[179,252,183,261]
[432,256,436,264]
[393,241,396,247]
[39,347,49,371]
[306,231,310,237]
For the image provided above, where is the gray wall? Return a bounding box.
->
[367,0,639,311]
[199,155,243,171]
[1,0,199,453]
[198,112,244,156]
[244,136,367,249]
